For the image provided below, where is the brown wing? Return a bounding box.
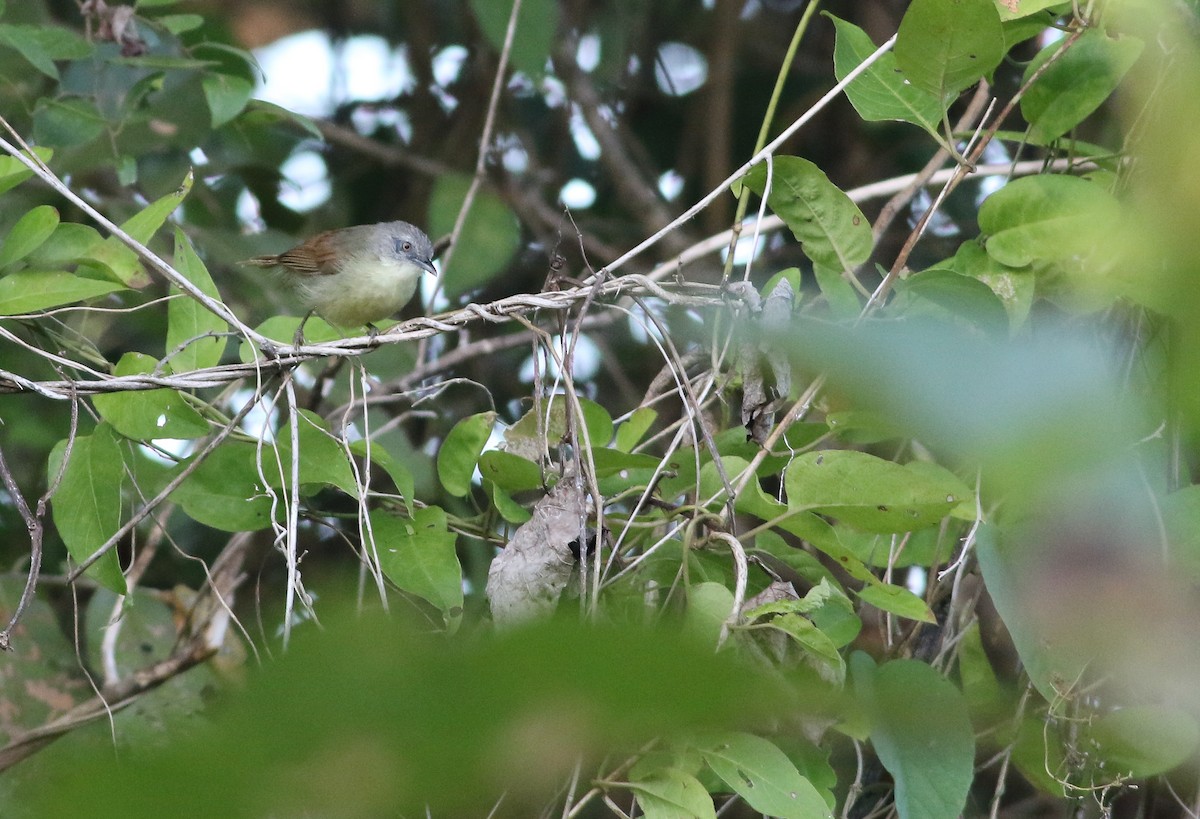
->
[271,229,345,277]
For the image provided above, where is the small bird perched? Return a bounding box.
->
[242,220,437,330]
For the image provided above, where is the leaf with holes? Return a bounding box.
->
[742,157,872,273]
[698,731,832,819]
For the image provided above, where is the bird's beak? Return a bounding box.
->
[416,257,438,277]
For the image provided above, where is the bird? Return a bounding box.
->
[242,220,437,331]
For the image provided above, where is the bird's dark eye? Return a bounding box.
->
[402,241,413,252]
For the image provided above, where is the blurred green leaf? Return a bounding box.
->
[153,14,205,34]
[0,205,59,268]
[30,615,800,816]
[851,654,973,819]
[979,174,1121,267]
[167,229,227,372]
[0,577,90,744]
[0,269,125,315]
[428,173,520,297]
[470,0,557,78]
[201,72,253,128]
[373,506,463,626]
[33,96,106,147]
[994,0,1067,20]
[47,424,128,594]
[0,23,91,79]
[895,0,1005,102]
[975,523,1088,702]
[684,581,734,648]
[828,14,942,134]
[1022,30,1143,143]
[742,157,872,273]
[1087,706,1199,778]
[698,732,831,819]
[437,411,496,496]
[93,352,210,440]
[783,318,1143,494]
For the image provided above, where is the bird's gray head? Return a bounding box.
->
[380,221,437,276]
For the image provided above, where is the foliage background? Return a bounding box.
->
[3,0,1200,816]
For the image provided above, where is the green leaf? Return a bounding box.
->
[589,447,661,478]
[813,264,862,319]
[974,523,1088,703]
[1088,706,1200,778]
[437,411,496,496]
[428,173,520,297]
[487,480,532,524]
[827,14,943,134]
[957,621,1005,717]
[478,449,543,492]
[0,23,91,78]
[83,171,193,287]
[768,613,847,683]
[0,146,52,196]
[202,72,254,128]
[698,732,832,819]
[892,268,1009,334]
[615,407,657,452]
[469,0,557,78]
[0,270,125,315]
[1021,29,1143,143]
[154,14,205,34]
[941,240,1035,328]
[25,221,102,267]
[630,769,717,819]
[372,506,463,626]
[742,156,872,273]
[170,442,276,531]
[93,352,210,440]
[979,174,1121,267]
[32,96,107,147]
[240,99,323,140]
[0,205,59,268]
[894,0,1005,102]
[994,0,1069,21]
[352,440,415,514]
[268,411,358,496]
[855,583,935,623]
[785,450,964,533]
[685,582,735,648]
[167,229,227,372]
[47,425,128,594]
[852,654,974,819]
[240,315,342,362]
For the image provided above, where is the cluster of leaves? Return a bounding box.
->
[4,0,1200,816]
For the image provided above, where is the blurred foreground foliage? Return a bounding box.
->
[4,0,1200,816]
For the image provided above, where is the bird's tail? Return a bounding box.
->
[240,255,279,267]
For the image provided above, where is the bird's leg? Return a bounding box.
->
[293,310,314,347]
